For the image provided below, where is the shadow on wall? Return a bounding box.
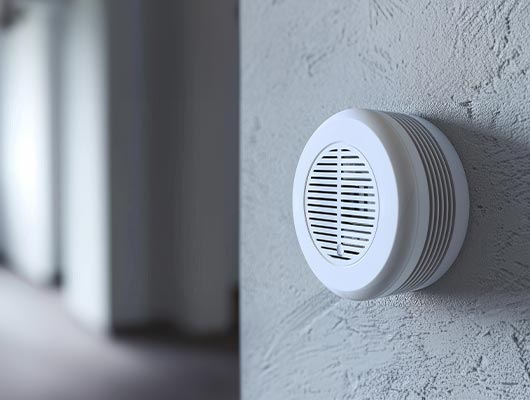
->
[419,117,530,303]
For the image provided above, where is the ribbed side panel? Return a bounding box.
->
[389,114,455,293]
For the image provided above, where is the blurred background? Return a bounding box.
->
[0,0,239,399]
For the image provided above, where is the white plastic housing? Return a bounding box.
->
[292,108,469,300]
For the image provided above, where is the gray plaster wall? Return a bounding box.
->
[241,1,530,398]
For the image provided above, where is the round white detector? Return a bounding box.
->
[292,108,469,300]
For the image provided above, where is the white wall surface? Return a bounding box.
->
[0,3,57,283]
[61,0,110,330]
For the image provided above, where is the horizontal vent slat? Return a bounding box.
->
[340,186,375,192]
[341,235,370,242]
[341,210,376,218]
[341,196,377,203]
[309,220,337,229]
[307,192,338,200]
[306,204,339,214]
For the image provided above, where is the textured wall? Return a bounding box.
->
[241,1,530,398]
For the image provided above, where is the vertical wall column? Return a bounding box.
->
[61,0,110,330]
[0,2,60,284]
[61,0,151,331]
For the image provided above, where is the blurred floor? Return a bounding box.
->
[0,268,239,400]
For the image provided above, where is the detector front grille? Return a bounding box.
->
[304,144,379,265]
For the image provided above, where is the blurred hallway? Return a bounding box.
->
[0,1,240,397]
[0,268,239,400]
